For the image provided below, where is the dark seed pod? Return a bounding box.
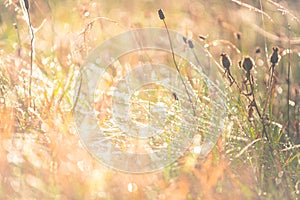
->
[199,35,206,41]
[182,36,187,44]
[241,56,254,72]
[158,9,165,20]
[234,32,241,40]
[255,47,261,54]
[173,92,179,101]
[188,40,194,49]
[220,53,231,70]
[270,47,279,65]
[24,0,29,10]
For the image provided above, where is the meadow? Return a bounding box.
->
[0,0,300,199]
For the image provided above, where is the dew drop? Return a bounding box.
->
[193,146,201,154]
[275,177,282,185]
[84,11,90,17]
[278,171,284,178]
[128,182,138,193]
[0,97,5,104]
[7,151,24,164]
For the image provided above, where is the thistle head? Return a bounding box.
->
[241,56,254,72]
[220,53,231,70]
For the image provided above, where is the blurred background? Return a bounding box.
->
[0,0,300,199]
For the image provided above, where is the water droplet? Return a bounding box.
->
[7,151,24,164]
[0,97,5,104]
[258,188,262,196]
[275,177,282,185]
[289,100,295,107]
[84,11,90,17]
[77,160,84,171]
[128,182,138,193]
[193,146,201,154]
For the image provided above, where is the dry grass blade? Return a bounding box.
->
[235,138,262,158]
[267,0,300,24]
[250,24,300,45]
[287,25,291,137]
[158,9,196,116]
[1,1,299,199]
[204,39,241,54]
[19,0,35,108]
[280,144,300,152]
[232,0,274,23]
[79,16,120,36]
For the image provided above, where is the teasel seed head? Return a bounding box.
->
[158,9,165,20]
[241,56,254,72]
[220,53,231,70]
[270,46,279,65]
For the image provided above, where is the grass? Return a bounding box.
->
[0,0,300,199]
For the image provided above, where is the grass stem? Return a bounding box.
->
[158,9,196,116]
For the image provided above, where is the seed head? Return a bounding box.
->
[199,35,206,41]
[173,92,179,101]
[255,47,261,54]
[270,47,279,65]
[234,32,241,40]
[158,9,165,20]
[241,56,254,72]
[220,53,231,70]
[24,0,29,10]
[188,40,194,49]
